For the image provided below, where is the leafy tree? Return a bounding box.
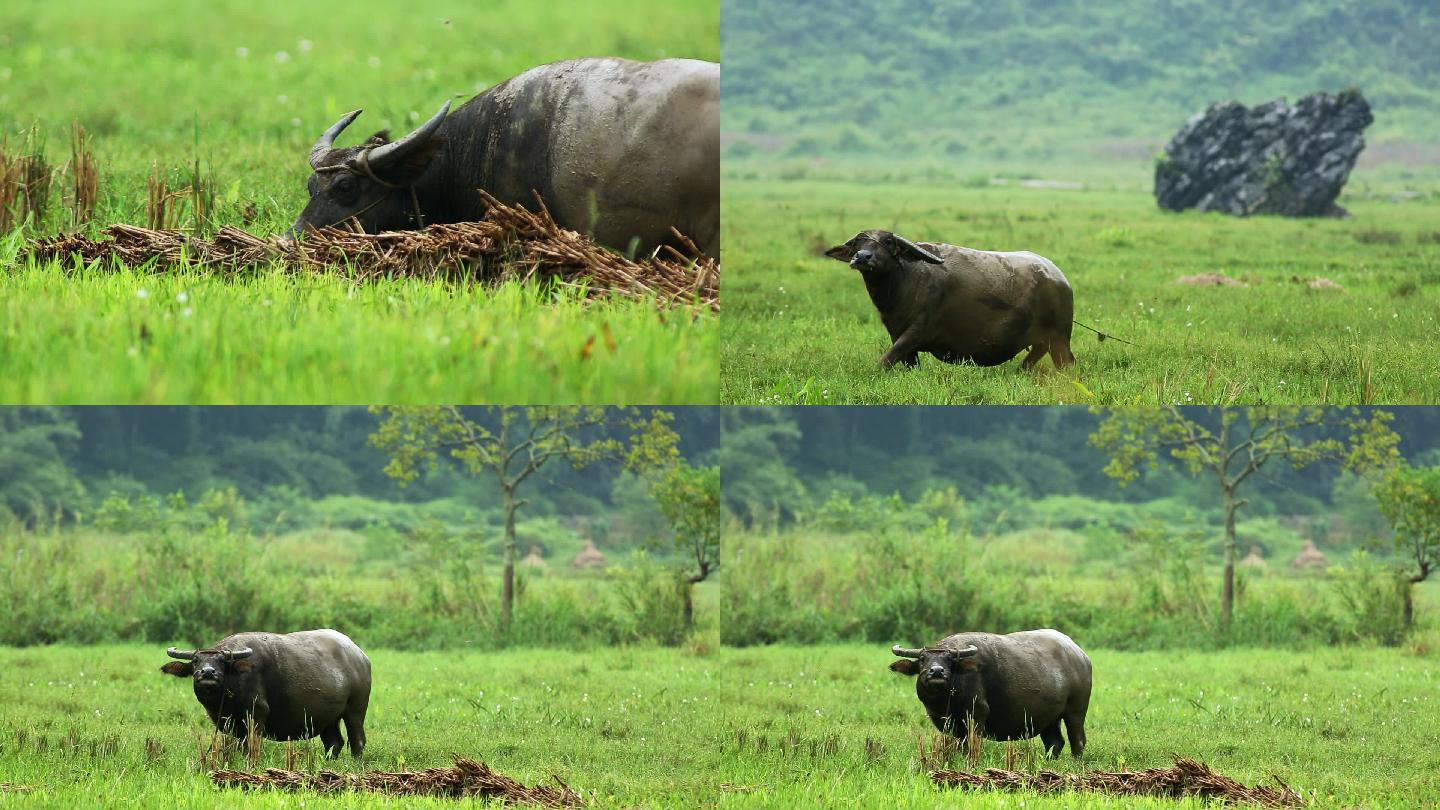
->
[0,408,87,525]
[627,411,720,629]
[718,408,805,526]
[1371,463,1440,628]
[1090,407,1399,632]
[369,406,656,631]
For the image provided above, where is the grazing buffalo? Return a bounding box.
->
[825,230,1075,369]
[292,57,719,258]
[889,629,1091,757]
[160,629,372,757]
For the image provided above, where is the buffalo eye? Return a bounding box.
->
[331,175,359,200]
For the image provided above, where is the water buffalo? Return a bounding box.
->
[160,629,371,757]
[825,230,1075,369]
[889,629,1091,757]
[292,57,718,258]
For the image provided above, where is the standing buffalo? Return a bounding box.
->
[889,629,1091,757]
[825,230,1075,370]
[160,629,372,757]
[292,57,719,258]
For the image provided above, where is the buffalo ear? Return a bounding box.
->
[231,659,254,673]
[889,659,919,676]
[160,661,192,677]
[824,240,857,262]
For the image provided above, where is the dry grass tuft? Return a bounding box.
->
[68,122,98,227]
[27,191,718,310]
[211,755,583,806]
[0,128,53,231]
[932,755,1304,807]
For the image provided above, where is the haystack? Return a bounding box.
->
[1290,540,1328,571]
[212,756,581,806]
[934,756,1302,807]
[570,539,608,570]
[22,191,717,311]
[520,545,548,570]
[1239,545,1267,570]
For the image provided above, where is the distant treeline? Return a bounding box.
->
[720,407,1440,530]
[0,406,718,541]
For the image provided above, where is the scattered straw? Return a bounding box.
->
[932,756,1303,807]
[24,190,718,311]
[211,755,583,806]
[1176,272,1246,287]
[0,783,39,793]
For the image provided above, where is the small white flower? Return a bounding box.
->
[235,47,249,59]
[368,56,382,68]
[136,288,149,299]
[291,117,302,127]
[176,291,188,303]
[182,307,193,317]
[277,94,288,104]
[298,39,313,52]
[275,50,290,62]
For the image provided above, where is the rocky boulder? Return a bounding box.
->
[1155,90,1372,217]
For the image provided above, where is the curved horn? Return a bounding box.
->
[891,645,924,659]
[363,101,451,171]
[309,109,364,168]
[166,647,196,660]
[952,644,979,658]
[892,235,945,264]
[223,647,254,661]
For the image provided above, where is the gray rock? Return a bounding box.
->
[1154,90,1372,217]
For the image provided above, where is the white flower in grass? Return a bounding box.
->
[182,307,193,318]
[368,56,382,68]
[291,118,302,127]
[235,47,249,59]
[275,50,290,62]
[298,39,313,52]
[176,291,188,303]
[136,288,149,300]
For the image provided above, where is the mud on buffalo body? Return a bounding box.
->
[889,629,1092,758]
[292,57,719,259]
[826,230,1076,370]
[160,629,372,758]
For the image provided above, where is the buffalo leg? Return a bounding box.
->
[879,326,925,369]
[1050,338,1075,370]
[319,723,345,758]
[343,706,368,758]
[1038,722,1065,758]
[1063,712,1086,758]
[1020,344,1049,370]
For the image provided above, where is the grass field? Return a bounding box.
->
[0,0,719,404]
[719,178,1440,405]
[4,644,1430,807]
[0,644,724,807]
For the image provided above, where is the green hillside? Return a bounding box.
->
[722,0,1440,168]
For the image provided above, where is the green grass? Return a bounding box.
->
[720,178,1440,404]
[0,644,722,807]
[0,260,715,403]
[4,644,1433,807]
[0,0,719,404]
[709,644,1439,807]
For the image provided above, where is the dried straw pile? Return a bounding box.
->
[211,756,583,806]
[24,191,717,311]
[932,756,1303,807]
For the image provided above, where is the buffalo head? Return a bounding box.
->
[288,102,451,239]
[825,229,944,272]
[890,643,979,695]
[160,645,255,692]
